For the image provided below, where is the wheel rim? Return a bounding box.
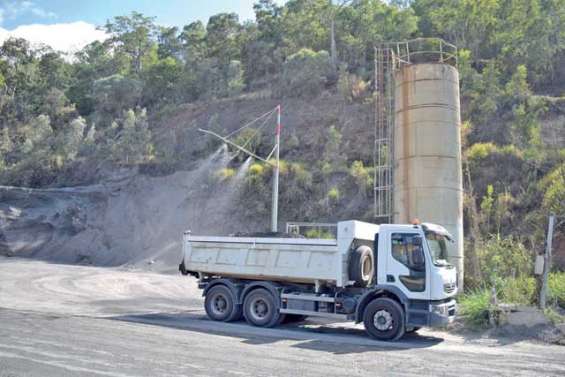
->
[373,309,393,331]
[211,293,228,316]
[362,256,372,279]
[249,297,270,321]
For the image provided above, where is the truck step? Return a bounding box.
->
[279,308,347,320]
[281,293,335,303]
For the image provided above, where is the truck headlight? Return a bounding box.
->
[430,303,448,316]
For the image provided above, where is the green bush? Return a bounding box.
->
[459,288,492,327]
[478,236,532,286]
[499,277,536,305]
[304,229,334,239]
[216,167,235,180]
[327,187,340,202]
[290,163,313,188]
[548,272,565,308]
[539,163,565,215]
[466,142,522,162]
[349,160,373,193]
[248,162,265,176]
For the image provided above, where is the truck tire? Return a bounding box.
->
[204,285,240,322]
[363,297,406,341]
[243,288,283,328]
[349,245,374,286]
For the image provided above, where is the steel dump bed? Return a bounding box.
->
[182,220,379,287]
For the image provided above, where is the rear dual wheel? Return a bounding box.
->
[243,288,284,328]
[204,285,242,322]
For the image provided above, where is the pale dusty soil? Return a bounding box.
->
[0,257,564,377]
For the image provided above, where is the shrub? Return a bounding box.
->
[498,277,536,305]
[216,167,235,180]
[466,142,522,161]
[248,162,265,176]
[349,160,373,192]
[548,272,565,308]
[459,288,492,327]
[327,187,340,202]
[478,236,532,286]
[305,229,334,239]
[290,163,312,187]
[338,71,369,102]
[466,142,498,160]
[539,163,565,215]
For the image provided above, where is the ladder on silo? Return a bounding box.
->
[373,47,394,223]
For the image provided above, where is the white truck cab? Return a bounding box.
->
[180,220,457,341]
[373,223,457,328]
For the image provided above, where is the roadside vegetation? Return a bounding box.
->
[0,0,563,312]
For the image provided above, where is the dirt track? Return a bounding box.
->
[0,257,564,376]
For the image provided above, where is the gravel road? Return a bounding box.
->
[0,257,563,376]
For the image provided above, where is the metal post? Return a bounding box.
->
[539,215,555,309]
[271,105,281,232]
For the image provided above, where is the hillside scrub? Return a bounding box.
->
[0,1,562,283]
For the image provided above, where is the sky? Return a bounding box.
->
[0,0,286,53]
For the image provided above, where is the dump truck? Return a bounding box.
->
[179,220,457,340]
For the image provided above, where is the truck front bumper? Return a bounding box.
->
[429,299,457,327]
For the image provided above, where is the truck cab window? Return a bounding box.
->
[391,233,426,292]
[391,233,425,271]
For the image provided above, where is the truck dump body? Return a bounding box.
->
[183,221,380,287]
[183,235,339,284]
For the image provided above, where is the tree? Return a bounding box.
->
[142,57,183,107]
[105,12,157,74]
[157,26,182,59]
[113,108,152,164]
[38,51,71,91]
[93,74,142,121]
[179,21,207,64]
[58,117,86,161]
[278,48,333,97]
[206,13,242,64]
[413,0,500,60]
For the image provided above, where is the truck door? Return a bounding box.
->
[386,232,430,300]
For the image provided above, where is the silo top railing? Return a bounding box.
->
[377,38,458,69]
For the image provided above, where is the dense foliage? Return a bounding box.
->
[0,1,563,285]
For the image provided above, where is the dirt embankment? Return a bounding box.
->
[0,148,262,269]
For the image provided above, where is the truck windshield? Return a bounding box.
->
[425,232,451,267]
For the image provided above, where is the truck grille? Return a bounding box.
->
[444,282,456,294]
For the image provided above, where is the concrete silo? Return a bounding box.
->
[374,39,464,288]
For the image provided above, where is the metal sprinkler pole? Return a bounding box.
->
[271,105,281,232]
[539,214,555,309]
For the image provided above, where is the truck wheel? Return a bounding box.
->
[243,288,282,327]
[349,246,374,286]
[205,285,239,322]
[363,297,405,341]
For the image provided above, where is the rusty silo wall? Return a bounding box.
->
[393,63,464,288]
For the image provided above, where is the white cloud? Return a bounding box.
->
[0,21,108,54]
